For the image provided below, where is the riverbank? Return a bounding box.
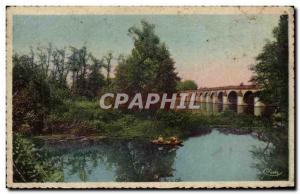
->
[21,99,272,142]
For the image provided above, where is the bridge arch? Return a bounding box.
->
[196,92,202,102]
[210,92,215,102]
[203,92,209,102]
[217,91,223,103]
[228,90,238,104]
[243,91,254,105]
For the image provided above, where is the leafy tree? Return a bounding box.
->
[13,54,51,134]
[13,45,71,134]
[176,80,198,91]
[87,55,106,98]
[68,46,90,96]
[250,15,288,120]
[51,48,69,87]
[250,14,289,181]
[115,20,180,94]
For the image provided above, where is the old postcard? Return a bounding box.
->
[6,6,295,189]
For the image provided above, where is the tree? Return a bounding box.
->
[13,54,51,134]
[68,46,80,94]
[250,15,288,119]
[250,15,289,181]
[51,48,69,87]
[13,45,71,134]
[36,43,53,78]
[176,80,198,91]
[115,20,180,94]
[77,46,89,96]
[104,52,113,86]
[68,46,90,96]
[87,55,106,98]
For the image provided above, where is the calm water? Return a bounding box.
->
[44,130,269,182]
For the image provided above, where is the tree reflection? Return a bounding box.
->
[251,127,288,180]
[108,141,176,181]
[45,139,177,182]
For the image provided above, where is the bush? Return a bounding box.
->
[155,110,190,128]
[13,134,63,182]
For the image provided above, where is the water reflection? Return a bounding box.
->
[43,130,281,182]
[46,140,176,182]
[194,102,275,117]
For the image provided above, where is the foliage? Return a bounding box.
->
[249,15,289,181]
[50,47,69,87]
[13,134,63,182]
[68,46,89,96]
[251,126,289,180]
[250,15,289,120]
[86,55,106,98]
[12,20,183,136]
[12,42,112,134]
[114,20,180,94]
[13,54,52,134]
[176,80,198,91]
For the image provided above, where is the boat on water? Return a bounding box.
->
[151,136,183,147]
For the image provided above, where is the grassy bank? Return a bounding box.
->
[33,99,273,140]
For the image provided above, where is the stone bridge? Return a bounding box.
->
[184,84,265,107]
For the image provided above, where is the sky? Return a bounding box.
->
[13,14,280,87]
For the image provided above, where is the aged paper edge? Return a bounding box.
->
[6,6,295,189]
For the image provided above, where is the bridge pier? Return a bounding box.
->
[212,95,218,103]
[212,103,219,112]
[237,105,244,114]
[200,96,205,103]
[196,93,201,102]
[222,95,229,104]
[206,96,211,103]
[237,96,244,106]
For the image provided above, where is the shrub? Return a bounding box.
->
[13,134,63,182]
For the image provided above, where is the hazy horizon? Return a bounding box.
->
[13,14,280,87]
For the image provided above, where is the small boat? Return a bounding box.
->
[151,139,183,146]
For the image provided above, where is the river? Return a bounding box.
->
[41,129,274,182]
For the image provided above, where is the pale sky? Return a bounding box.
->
[13,14,280,87]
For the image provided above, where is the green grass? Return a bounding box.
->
[46,99,272,139]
